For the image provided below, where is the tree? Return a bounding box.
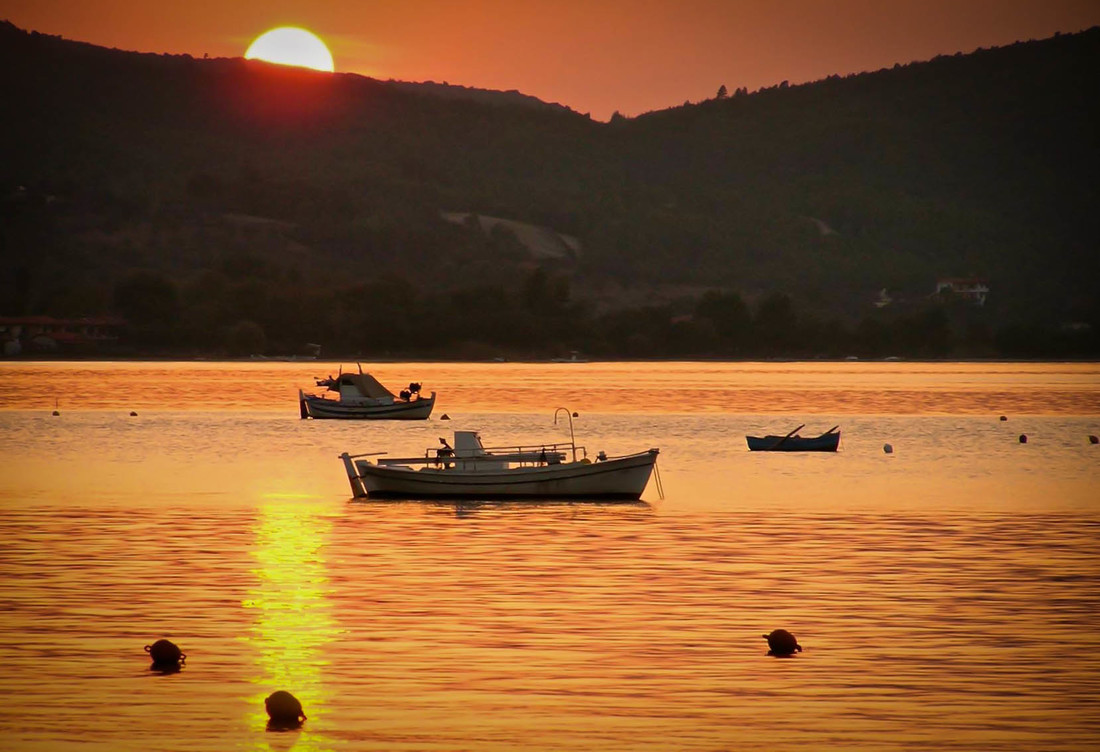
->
[754,292,799,353]
[695,290,750,350]
[716,84,729,100]
[224,319,267,356]
[112,271,179,324]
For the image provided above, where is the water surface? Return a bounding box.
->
[1,361,1097,750]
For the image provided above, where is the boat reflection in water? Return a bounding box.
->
[372,498,655,519]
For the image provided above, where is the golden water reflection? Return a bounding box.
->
[245,498,340,751]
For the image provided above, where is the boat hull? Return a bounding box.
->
[300,391,435,420]
[746,432,840,452]
[342,449,659,500]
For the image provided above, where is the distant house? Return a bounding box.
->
[935,278,989,306]
[0,316,126,355]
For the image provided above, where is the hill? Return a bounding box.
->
[1,21,1097,358]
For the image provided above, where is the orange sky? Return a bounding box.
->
[3,0,1099,120]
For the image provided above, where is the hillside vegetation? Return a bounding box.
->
[1,21,1097,358]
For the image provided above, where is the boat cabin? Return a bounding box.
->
[322,371,397,405]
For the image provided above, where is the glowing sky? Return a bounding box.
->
[3,0,1098,120]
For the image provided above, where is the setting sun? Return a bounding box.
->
[245,27,334,72]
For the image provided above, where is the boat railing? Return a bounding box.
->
[471,441,583,467]
[595,448,660,461]
[364,441,583,469]
[476,441,581,456]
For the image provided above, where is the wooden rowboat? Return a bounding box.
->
[746,425,840,452]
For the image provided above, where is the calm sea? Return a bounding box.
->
[0,361,1097,751]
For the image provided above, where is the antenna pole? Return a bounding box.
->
[554,407,577,462]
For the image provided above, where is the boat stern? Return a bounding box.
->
[339,452,369,498]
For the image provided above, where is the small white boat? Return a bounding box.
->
[339,429,659,500]
[299,364,435,420]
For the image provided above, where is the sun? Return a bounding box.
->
[245,27,334,72]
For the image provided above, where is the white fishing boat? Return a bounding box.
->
[338,413,659,500]
[299,364,435,420]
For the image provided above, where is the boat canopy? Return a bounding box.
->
[343,372,395,399]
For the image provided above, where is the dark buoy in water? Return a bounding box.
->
[440,413,450,420]
[763,629,802,657]
[52,399,60,416]
[1019,434,1028,444]
[265,690,306,729]
[145,638,185,670]
[1089,435,1099,444]
[883,443,894,454]
[999,415,1007,421]
[130,411,138,417]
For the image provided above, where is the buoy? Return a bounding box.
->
[1018,434,1028,444]
[999,415,1007,421]
[265,690,306,728]
[1089,435,1098,444]
[883,443,894,454]
[763,629,802,657]
[52,410,60,416]
[130,411,138,417]
[145,638,185,667]
[440,414,450,420]
[52,399,60,416]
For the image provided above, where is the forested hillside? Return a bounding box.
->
[1,21,1096,358]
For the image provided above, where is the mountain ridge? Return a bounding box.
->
[1,21,1097,358]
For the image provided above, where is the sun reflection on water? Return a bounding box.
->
[244,498,340,751]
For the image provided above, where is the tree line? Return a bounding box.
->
[88,268,1094,360]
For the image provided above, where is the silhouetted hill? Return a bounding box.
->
[618,31,1099,316]
[388,79,575,114]
[1,21,1096,358]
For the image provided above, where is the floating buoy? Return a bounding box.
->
[1089,435,1099,444]
[763,629,802,657]
[265,690,306,728]
[130,411,138,416]
[52,399,60,416]
[883,443,894,454]
[145,638,185,668]
[52,410,60,416]
[1018,434,1028,444]
[999,415,1007,421]
[440,414,450,420]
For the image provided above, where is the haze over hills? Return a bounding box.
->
[1,21,1097,358]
